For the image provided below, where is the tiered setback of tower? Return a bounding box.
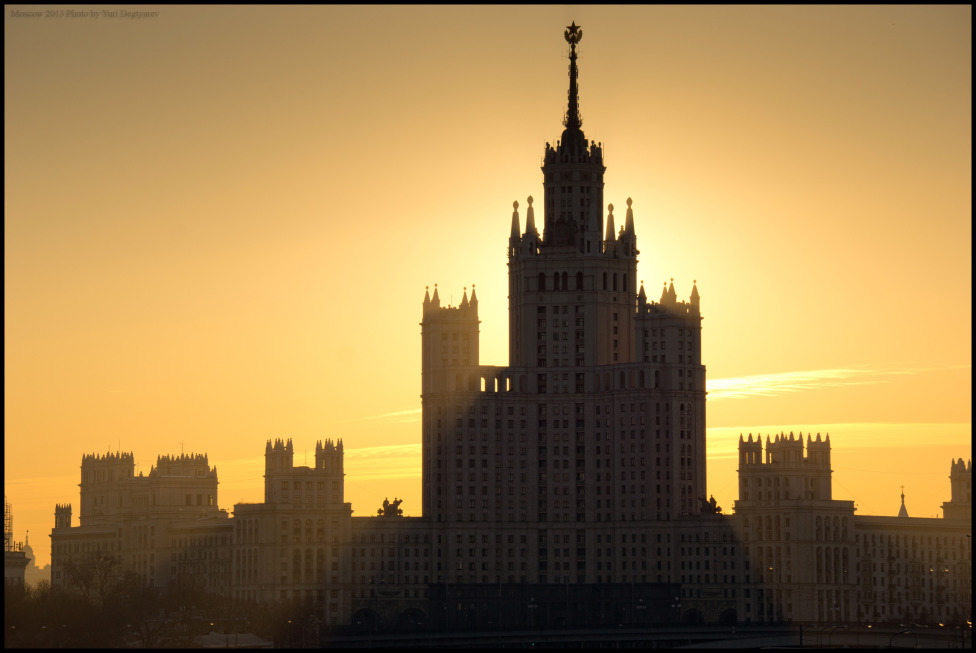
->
[48,22,970,630]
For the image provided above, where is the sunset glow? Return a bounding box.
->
[5,5,970,573]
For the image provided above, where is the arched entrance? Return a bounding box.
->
[351,608,380,634]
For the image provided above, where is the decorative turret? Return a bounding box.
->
[617,197,637,257]
[897,485,909,518]
[264,438,294,473]
[690,280,700,309]
[54,504,72,530]
[151,452,215,478]
[942,457,972,520]
[604,203,616,249]
[736,430,835,505]
[524,197,537,236]
[421,276,482,393]
[78,451,136,525]
[314,438,344,475]
[509,201,521,258]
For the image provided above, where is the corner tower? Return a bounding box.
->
[942,457,972,521]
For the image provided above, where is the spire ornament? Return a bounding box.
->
[560,21,586,153]
[564,21,582,46]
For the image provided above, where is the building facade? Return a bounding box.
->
[49,23,970,630]
[50,451,232,593]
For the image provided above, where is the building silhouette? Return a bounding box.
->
[4,497,29,587]
[50,23,971,630]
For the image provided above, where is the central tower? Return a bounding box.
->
[421,23,706,586]
[508,20,638,370]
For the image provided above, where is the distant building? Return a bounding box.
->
[50,22,971,630]
[50,452,231,593]
[21,534,51,589]
[4,496,29,588]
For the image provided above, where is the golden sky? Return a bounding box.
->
[5,6,971,567]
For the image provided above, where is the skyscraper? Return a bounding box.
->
[422,21,704,587]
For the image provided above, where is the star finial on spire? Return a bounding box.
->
[564,21,582,46]
[560,21,585,146]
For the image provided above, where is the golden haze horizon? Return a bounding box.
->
[5,6,971,569]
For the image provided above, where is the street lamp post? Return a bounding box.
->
[828,624,847,647]
[818,624,830,648]
[859,624,872,648]
[888,628,910,648]
[527,597,538,631]
[670,596,681,626]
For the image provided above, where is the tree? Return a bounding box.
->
[61,551,124,605]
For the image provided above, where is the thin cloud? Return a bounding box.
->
[345,443,421,459]
[707,364,969,401]
[361,408,422,422]
[345,444,422,480]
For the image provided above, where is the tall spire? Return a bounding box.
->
[897,485,909,518]
[565,22,582,132]
[560,22,587,154]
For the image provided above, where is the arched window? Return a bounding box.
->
[562,272,568,290]
[538,272,546,291]
[576,272,584,290]
[603,273,607,290]
[554,273,560,291]
[623,273,628,292]
[613,273,618,291]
